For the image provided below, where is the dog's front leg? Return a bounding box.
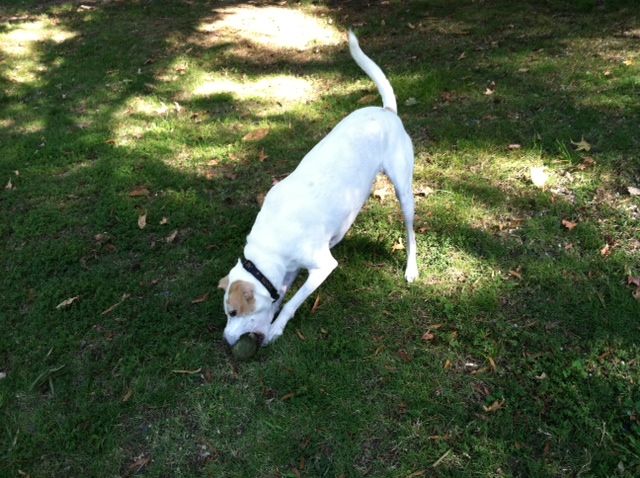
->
[266,252,337,344]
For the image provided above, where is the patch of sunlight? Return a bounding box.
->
[197,5,341,51]
[0,17,76,85]
[187,73,316,113]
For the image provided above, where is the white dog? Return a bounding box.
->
[218,31,418,347]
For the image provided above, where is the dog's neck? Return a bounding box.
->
[243,243,287,295]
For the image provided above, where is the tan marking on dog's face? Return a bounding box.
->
[218,275,230,290]
[227,280,256,316]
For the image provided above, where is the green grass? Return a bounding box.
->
[1,0,639,476]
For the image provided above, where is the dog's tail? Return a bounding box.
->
[348,30,397,114]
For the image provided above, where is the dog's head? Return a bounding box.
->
[218,262,277,347]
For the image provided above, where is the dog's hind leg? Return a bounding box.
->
[384,137,419,282]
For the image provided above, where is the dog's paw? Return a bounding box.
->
[404,264,419,283]
[265,325,284,346]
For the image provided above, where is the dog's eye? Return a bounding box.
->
[229,310,237,317]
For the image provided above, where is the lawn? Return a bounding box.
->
[1,0,639,476]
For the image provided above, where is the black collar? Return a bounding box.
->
[241,258,280,302]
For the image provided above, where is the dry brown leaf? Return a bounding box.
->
[444,359,453,369]
[242,128,269,142]
[457,51,466,60]
[508,143,522,150]
[129,186,150,197]
[5,178,14,190]
[421,331,435,342]
[628,276,640,288]
[256,192,266,207]
[56,295,80,310]
[310,293,322,314]
[484,87,495,96]
[191,293,209,304]
[392,239,405,252]
[398,350,413,363]
[357,94,378,105]
[483,399,506,413]
[600,243,612,256]
[562,219,578,230]
[258,148,268,162]
[159,217,169,225]
[571,137,591,152]
[128,455,151,473]
[509,268,523,280]
[137,212,147,229]
[166,229,178,243]
[488,356,497,372]
[295,329,306,341]
[577,157,596,170]
[628,186,640,196]
[122,388,133,403]
[281,392,295,401]
[415,186,434,197]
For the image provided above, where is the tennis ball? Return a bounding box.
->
[231,333,259,361]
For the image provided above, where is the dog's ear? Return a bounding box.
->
[228,280,256,316]
[218,275,229,290]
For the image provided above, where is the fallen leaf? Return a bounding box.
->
[5,178,14,190]
[242,128,269,142]
[138,212,147,229]
[398,350,413,363]
[421,331,435,342]
[159,217,169,225]
[444,359,453,369]
[508,143,522,150]
[256,192,266,207]
[562,219,578,230]
[174,101,182,113]
[571,137,591,152]
[207,159,219,167]
[281,392,295,401]
[600,243,611,256]
[407,22,416,30]
[310,293,322,314]
[484,87,495,96]
[224,171,238,181]
[258,148,268,162]
[357,94,378,105]
[191,293,209,304]
[392,239,405,252]
[488,356,497,372]
[509,268,523,280]
[166,229,178,243]
[628,186,640,196]
[405,97,418,106]
[295,329,306,341]
[577,157,596,170]
[628,276,640,287]
[634,289,640,301]
[457,51,466,60]
[122,388,133,402]
[56,296,80,310]
[530,166,549,188]
[415,186,434,197]
[128,455,151,473]
[622,58,634,66]
[129,186,150,197]
[483,399,506,413]
[518,67,530,73]
[405,471,426,478]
